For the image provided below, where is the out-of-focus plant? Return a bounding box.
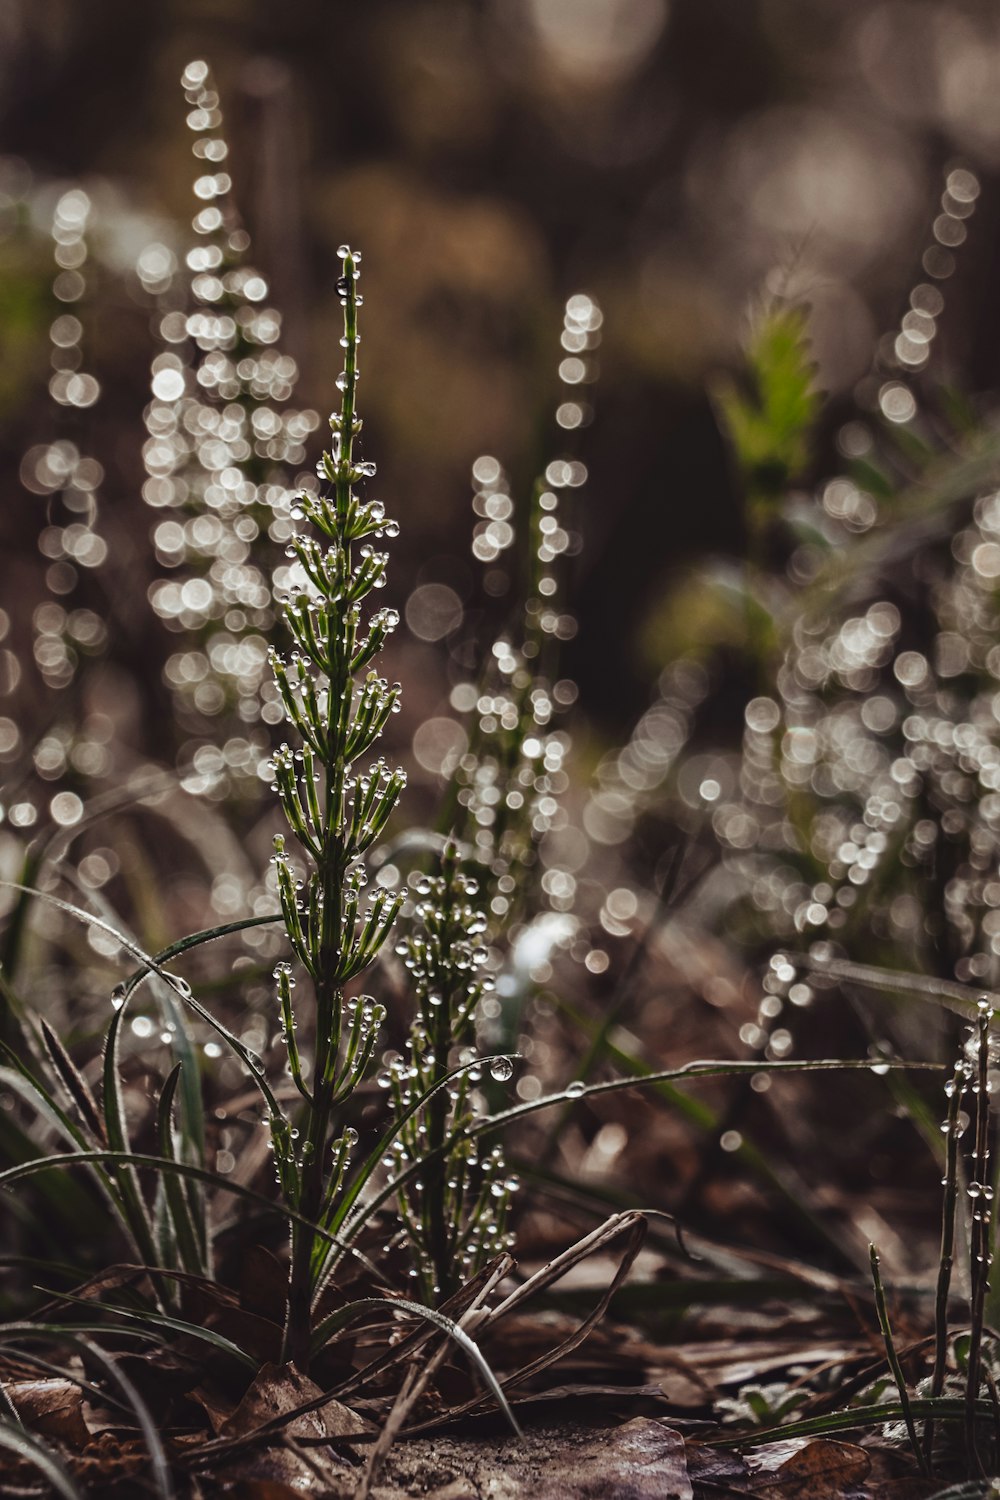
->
[141,60,321,799]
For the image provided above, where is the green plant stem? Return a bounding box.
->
[870,1242,929,1477]
[925,1064,965,1467]
[965,1010,993,1475]
[283,257,359,1372]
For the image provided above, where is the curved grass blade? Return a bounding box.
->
[555,994,873,1269]
[339,1055,940,1257]
[102,1000,163,1279]
[118,913,282,996]
[156,1064,205,1277]
[308,1295,522,1436]
[0,1150,389,1283]
[0,883,285,1122]
[39,1289,257,1372]
[0,1418,83,1499]
[0,1345,130,1417]
[870,1242,928,1475]
[712,1395,994,1448]
[74,1337,175,1499]
[37,1020,105,1145]
[796,952,996,1021]
[470,1055,941,1139]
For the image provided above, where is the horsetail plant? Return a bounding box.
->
[267,246,406,1369]
[389,842,516,1303]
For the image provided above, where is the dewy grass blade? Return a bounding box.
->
[156,1064,206,1278]
[37,1020,105,1145]
[469,1055,942,1140]
[118,913,283,996]
[0,881,286,1122]
[102,999,166,1284]
[926,1062,966,1467]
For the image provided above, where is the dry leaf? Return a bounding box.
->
[220,1361,368,1442]
[754,1438,870,1499]
[7,1377,89,1446]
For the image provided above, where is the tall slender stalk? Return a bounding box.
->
[391,843,515,1302]
[267,247,405,1368]
[870,1242,929,1476]
[924,1062,967,1467]
[965,1003,994,1474]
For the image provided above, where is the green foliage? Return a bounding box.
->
[390,843,515,1302]
[264,247,407,1365]
[716,301,820,514]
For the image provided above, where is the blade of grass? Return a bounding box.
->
[926,1064,965,1467]
[102,1001,166,1285]
[870,1242,928,1475]
[0,1419,83,1499]
[156,1064,206,1278]
[35,1289,257,1372]
[554,995,873,1270]
[0,1150,389,1283]
[74,1337,175,1500]
[712,1396,996,1447]
[0,883,286,1122]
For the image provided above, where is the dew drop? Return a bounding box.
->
[490,1056,514,1083]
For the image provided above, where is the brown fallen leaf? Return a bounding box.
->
[753,1438,870,1499]
[220,1361,369,1442]
[189,1381,239,1437]
[7,1377,90,1446]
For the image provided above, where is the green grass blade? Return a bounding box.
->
[102,1002,162,1277]
[40,1290,257,1372]
[37,1020,105,1144]
[469,1056,941,1141]
[156,1064,206,1278]
[73,1337,175,1499]
[0,1418,83,1499]
[0,883,286,1122]
[553,996,872,1268]
[0,1150,388,1282]
[120,913,283,988]
[712,1396,994,1447]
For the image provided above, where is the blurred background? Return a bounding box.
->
[3,0,1000,1285]
[3,0,1000,744]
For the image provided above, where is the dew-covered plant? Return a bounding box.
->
[388,842,516,1303]
[142,60,320,793]
[265,244,406,1366]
